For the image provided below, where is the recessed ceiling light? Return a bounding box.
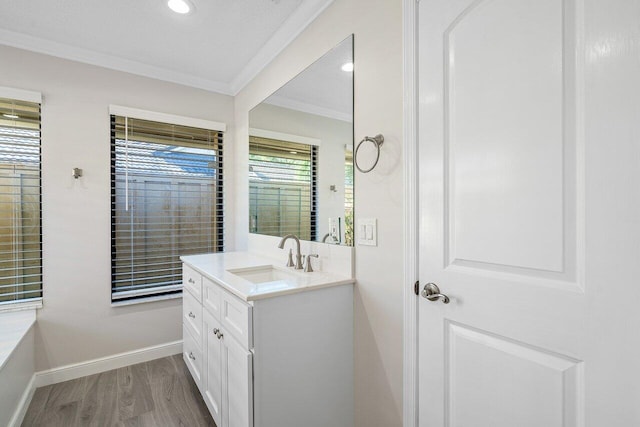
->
[168,0,193,14]
[341,62,354,72]
[2,113,19,119]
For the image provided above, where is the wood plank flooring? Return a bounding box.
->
[21,355,216,427]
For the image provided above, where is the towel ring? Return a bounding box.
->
[355,134,384,173]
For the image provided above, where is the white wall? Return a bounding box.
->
[234,0,403,425]
[0,45,235,372]
[249,103,352,242]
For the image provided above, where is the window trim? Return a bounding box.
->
[0,298,42,313]
[0,87,42,104]
[109,105,226,133]
[249,127,320,147]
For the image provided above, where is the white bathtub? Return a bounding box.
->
[0,309,36,427]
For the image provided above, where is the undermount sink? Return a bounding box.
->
[227,265,301,284]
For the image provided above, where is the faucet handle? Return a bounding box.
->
[286,248,295,267]
[304,254,319,272]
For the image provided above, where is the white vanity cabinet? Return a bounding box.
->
[183,264,253,427]
[181,254,354,427]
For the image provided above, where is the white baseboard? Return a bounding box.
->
[8,373,36,427]
[35,340,183,388]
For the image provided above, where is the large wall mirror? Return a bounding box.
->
[248,35,354,246]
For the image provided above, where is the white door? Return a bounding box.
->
[417,0,640,425]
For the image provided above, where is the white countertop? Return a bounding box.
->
[180,251,354,302]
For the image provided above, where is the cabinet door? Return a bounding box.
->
[222,333,253,427]
[182,325,203,389]
[203,310,223,427]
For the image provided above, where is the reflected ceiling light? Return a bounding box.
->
[289,151,298,154]
[2,113,19,119]
[168,0,193,14]
[341,62,354,72]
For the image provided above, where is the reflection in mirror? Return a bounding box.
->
[248,35,354,246]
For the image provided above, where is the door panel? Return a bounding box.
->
[446,322,581,427]
[446,0,566,274]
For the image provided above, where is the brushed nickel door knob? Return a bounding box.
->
[421,282,450,304]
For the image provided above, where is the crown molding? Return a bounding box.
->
[0,0,334,97]
[0,28,233,95]
[229,0,336,95]
[265,94,352,122]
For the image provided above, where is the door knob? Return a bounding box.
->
[421,283,450,304]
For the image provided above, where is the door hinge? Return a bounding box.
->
[414,280,420,296]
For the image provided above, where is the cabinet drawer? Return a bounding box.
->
[202,276,222,320]
[183,289,203,343]
[220,289,253,350]
[183,325,203,391]
[183,264,202,301]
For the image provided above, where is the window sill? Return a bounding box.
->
[111,292,182,307]
[0,298,43,314]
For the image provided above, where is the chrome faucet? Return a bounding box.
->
[278,234,303,269]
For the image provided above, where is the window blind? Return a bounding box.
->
[111,115,223,301]
[249,136,317,241]
[344,150,354,246]
[0,97,42,305]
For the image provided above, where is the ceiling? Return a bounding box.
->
[0,0,334,95]
[263,36,353,122]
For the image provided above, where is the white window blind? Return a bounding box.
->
[249,136,317,241]
[111,115,223,301]
[0,97,42,305]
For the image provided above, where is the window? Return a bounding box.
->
[344,150,354,246]
[0,97,42,305]
[111,114,223,302]
[249,136,317,241]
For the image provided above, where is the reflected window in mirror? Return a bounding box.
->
[249,136,318,241]
[248,34,354,246]
[344,149,354,246]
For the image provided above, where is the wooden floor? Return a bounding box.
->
[21,354,216,427]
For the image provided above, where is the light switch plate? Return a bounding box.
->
[329,217,340,242]
[357,218,377,246]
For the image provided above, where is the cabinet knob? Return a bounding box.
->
[188,312,196,319]
[213,328,219,335]
[188,278,195,284]
[216,330,224,340]
[188,352,196,361]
